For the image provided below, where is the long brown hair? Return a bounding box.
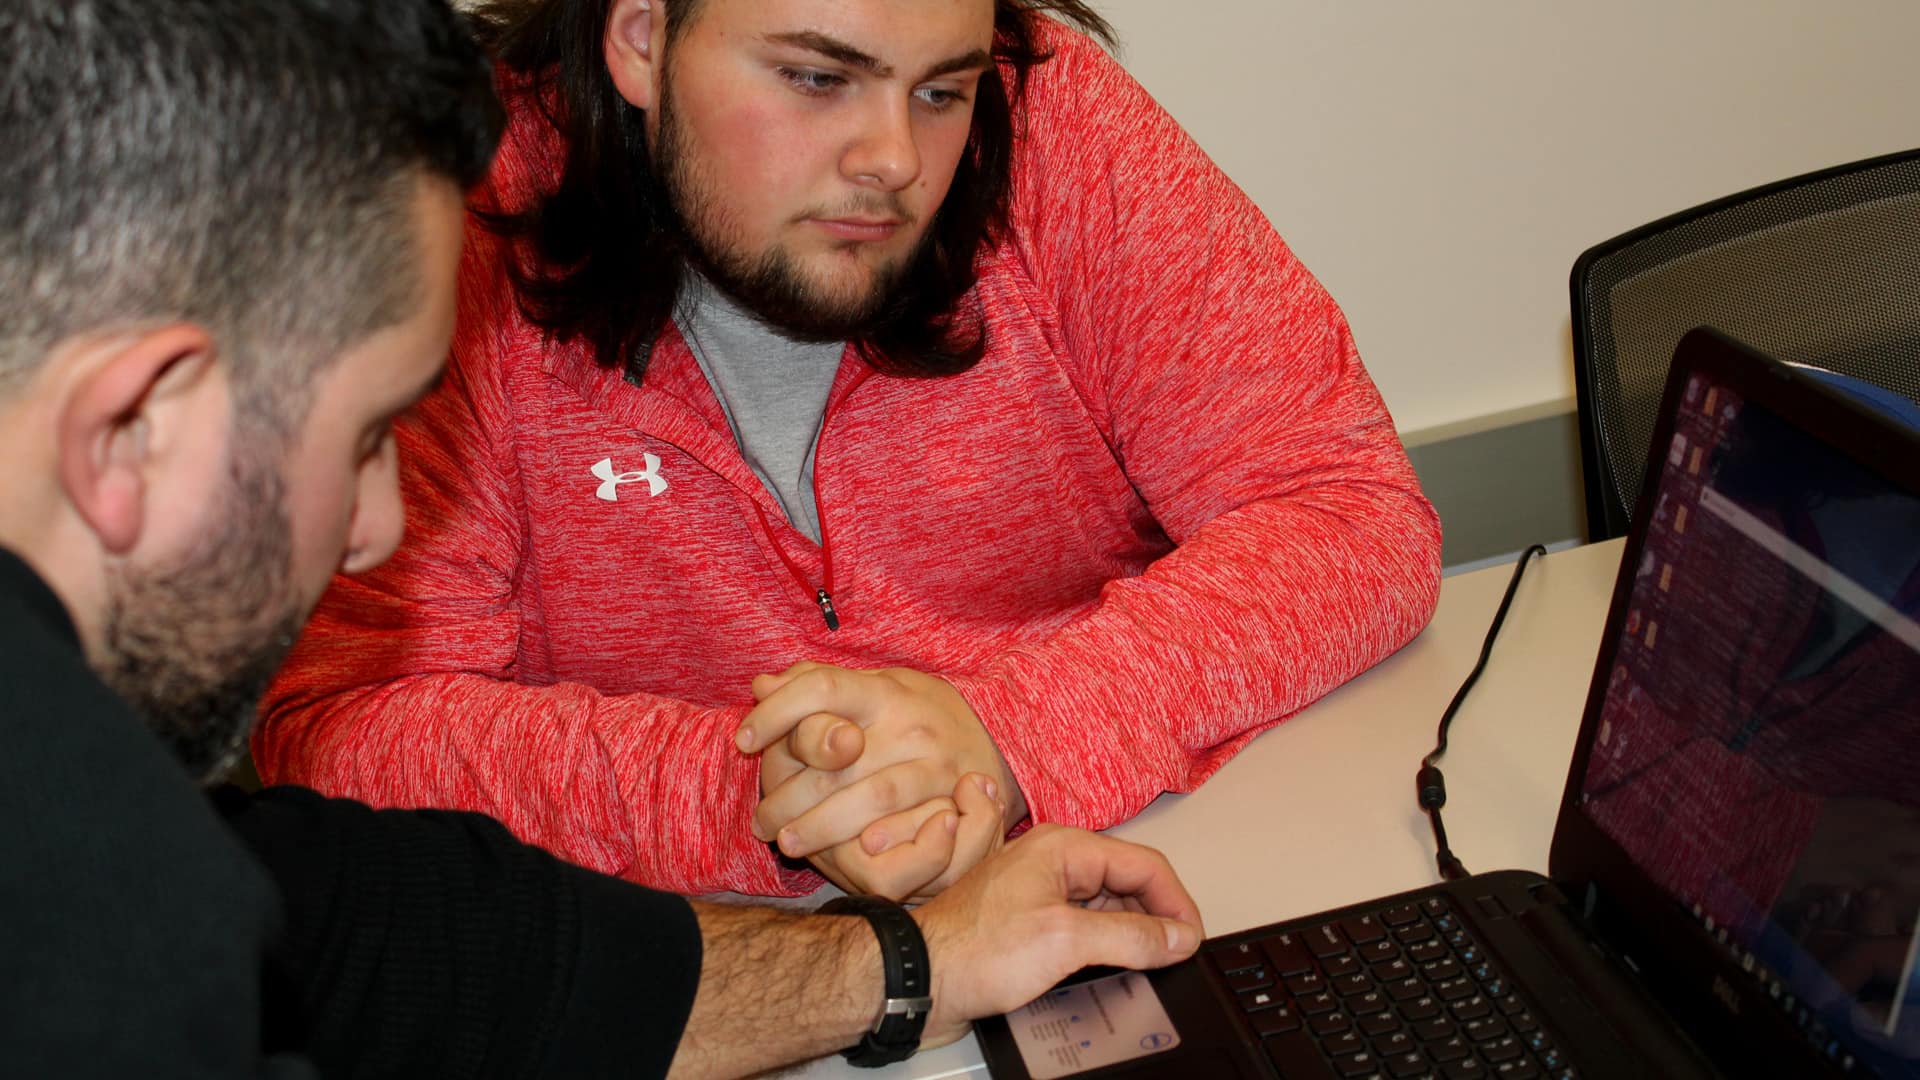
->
[466,0,1114,380]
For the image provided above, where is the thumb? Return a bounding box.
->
[790,715,866,772]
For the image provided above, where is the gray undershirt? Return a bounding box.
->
[678,278,844,543]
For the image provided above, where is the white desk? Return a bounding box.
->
[789,539,1626,1080]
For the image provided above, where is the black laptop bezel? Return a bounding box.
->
[1545,326,1920,1078]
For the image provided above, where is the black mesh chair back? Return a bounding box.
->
[1571,148,1920,541]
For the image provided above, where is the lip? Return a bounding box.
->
[812,217,904,242]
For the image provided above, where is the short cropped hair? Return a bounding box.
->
[0,0,503,413]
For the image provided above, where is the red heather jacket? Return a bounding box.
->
[255,24,1443,897]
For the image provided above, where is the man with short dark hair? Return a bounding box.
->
[256,0,1445,904]
[0,2,1203,1074]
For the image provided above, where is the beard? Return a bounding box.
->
[652,74,933,344]
[96,441,304,784]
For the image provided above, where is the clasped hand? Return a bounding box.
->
[735,662,1027,901]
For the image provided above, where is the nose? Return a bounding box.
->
[841,95,921,192]
[340,437,405,575]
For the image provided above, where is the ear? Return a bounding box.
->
[54,325,220,555]
[604,0,663,111]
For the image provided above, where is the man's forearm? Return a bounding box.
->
[668,901,882,1078]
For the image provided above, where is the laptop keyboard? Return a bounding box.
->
[1209,896,1575,1080]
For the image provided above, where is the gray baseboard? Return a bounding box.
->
[1403,400,1588,571]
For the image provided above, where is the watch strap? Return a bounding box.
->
[817,894,931,1067]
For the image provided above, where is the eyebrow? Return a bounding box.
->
[763,31,992,82]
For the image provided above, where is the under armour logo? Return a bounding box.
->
[592,455,667,501]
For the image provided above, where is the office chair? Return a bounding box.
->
[1570,148,1920,541]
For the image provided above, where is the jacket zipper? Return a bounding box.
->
[754,503,840,631]
[757,367,869,631]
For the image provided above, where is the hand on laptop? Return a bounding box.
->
[911,823,1206,1048]
[739,662,1027,899]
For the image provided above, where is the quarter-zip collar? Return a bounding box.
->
[543,323,878,629]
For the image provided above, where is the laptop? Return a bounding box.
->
[976,328,1920,1079]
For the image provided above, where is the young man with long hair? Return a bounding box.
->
[256,0,1445,902]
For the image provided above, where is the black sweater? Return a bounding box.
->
[0,549,700,1076]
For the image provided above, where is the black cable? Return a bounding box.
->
[1418,543,1549,881]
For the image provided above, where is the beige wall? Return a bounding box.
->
[1093,0,1920,434]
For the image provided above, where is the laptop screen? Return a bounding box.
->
[1574,367,1920,1076]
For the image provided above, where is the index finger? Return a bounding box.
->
[750,660,828,702]
[736,666,876,753]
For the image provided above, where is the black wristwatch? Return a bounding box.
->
[817,894,932,1067]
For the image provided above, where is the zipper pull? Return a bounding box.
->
[815,588,841,631]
